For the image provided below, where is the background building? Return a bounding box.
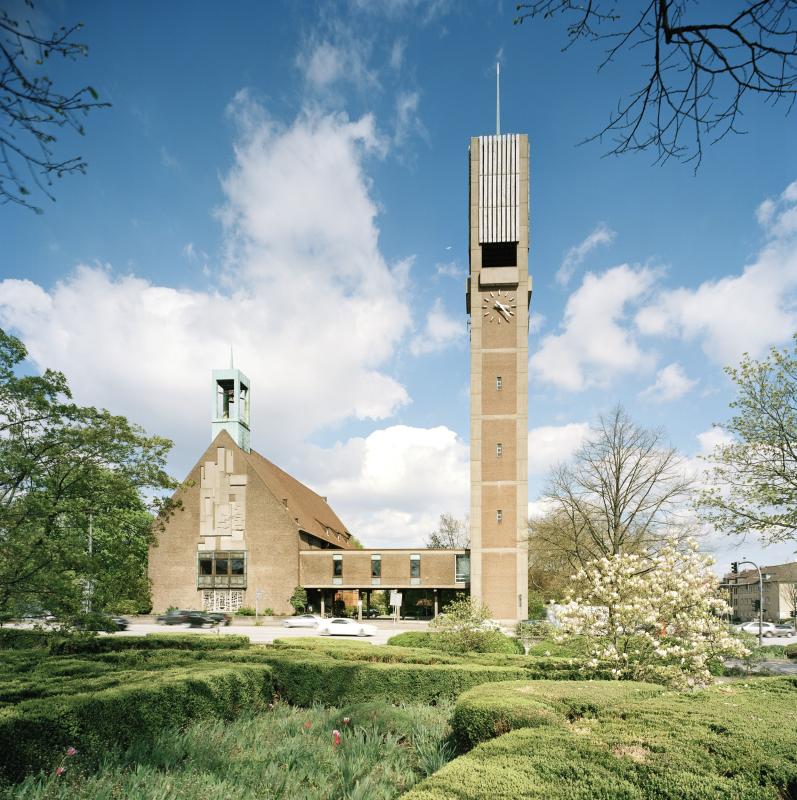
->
[724,562,797,623]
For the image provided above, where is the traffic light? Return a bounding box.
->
[731,562,738,574]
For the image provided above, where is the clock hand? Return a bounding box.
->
[494,301,513,320]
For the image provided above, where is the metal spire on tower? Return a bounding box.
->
[496,62,501,135]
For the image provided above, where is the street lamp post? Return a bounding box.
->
[735,560,764,647]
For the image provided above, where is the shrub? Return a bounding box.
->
[404,678,797,800]
[289,586,307,613]
[236,607,256,616]
[0,664,275,783]
[0,629,62,650]
[786,643,797,659]
[49,634,251,655]
[388,630,523,655]
[451,679,665,748]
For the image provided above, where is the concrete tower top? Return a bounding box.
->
[211,367,251,453]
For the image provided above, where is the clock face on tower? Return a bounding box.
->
[482,290,516,324]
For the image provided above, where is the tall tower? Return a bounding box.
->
[211,367,251,453]
[467,134,530,623]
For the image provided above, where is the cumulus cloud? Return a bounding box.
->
[304,425,469,547]
[393,90,426,147]
[530,264,658,391]
[409,297,462,356]
[636,179,797,365]
[296,30,378,95]
[639,362,697,403]
[0,97,412,467]
[528,422,590,475]
[556,223,616,287]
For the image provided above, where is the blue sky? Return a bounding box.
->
[2,0,797,571]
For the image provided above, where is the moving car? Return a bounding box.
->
[156,610,189,625]
[735,620,792,637]
[282,614,323,628]
[186,612,218,627]
[205,612,232,626]
[317,617,377,637]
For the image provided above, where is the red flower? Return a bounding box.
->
[303,721,312,730]
[342,717,350,726]
[55,766,66,777]
[332,729,341,747]
[66,747,77,757]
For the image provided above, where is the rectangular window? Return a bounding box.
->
[333,554,343,577]
[231,557,245,576]
[410,554,421,579]
[496,509,503,523]
[481,242,517,268]
[496,442,503,457]
[198,556,213,576]
[214,557,229,576]
[197,551,246,589]
[455,554,470,583]
[496,376,502,390]
[371,554,382,578]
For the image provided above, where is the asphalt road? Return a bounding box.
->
[113,620,423,646]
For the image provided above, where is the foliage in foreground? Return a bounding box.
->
[387,630,523,655]
[8,700,452,800]
[405,677,797,800]
[0,329,176,621]
[557,539,747,687]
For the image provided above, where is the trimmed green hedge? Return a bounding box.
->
[0,664,274,784]
[49,633,251,655]
[451,679,665,748]
[387,630,524,655]
[786,643,797,659]
[0,629,60,650]
[404,678,797,800]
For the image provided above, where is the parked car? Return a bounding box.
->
[282,614,322,628]
[317,617,377,637]
[156,610,189,625]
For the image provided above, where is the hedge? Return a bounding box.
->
[48,633,251,655]
[451,679,665,748]
[786,643,797,659]
[387,630,524,655]
[404,678,797,800]
[0,629,61,650]
[0,663,274,784]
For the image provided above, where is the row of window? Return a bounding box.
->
[330,553,471,583]
[198,551,246,589]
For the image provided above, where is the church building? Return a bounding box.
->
[150,124,531,622]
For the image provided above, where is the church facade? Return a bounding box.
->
[150,129,532,622]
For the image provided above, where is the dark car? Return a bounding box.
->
[156,610,189,625]
[205,612,232,626]
[186,612,217,628]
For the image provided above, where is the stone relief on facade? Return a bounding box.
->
[199,446,247,551]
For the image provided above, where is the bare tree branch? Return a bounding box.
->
[515,1,797,167]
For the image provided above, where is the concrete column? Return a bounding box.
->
[356,589,362,621]
[434,589,439,618]
[320,594,325,617]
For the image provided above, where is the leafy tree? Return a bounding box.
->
[429,595,498,652]
[698,337,797,545]
[0,329,175,620]
[289,586,307,614]
[515,1,797,167]
[556,539,748,688]
[536,406,693,571]
[425,513,469,549]
[1,2,109,212]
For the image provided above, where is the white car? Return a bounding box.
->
[735,621,790,637]
[282,614,323,629]
[317,617,377,637]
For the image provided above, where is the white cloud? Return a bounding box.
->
[435,261,462,279]
[556,223,616,286]
[636,179,797,365]
[0,98,412,466]
[530,264,657,391]
[394,90,426,147]
[696,426,734,455]
[160,145,179,170]
[305,425,469,547]
[389,37,406,71]
[528,422,589,475]
[296,25,378,96]
[410,297,462,356]
[639,362,697,403]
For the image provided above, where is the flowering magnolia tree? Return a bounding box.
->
[556,540,747,688]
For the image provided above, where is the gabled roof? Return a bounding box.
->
[209,430,353,548]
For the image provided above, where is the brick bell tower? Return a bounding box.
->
[466,132,530,623]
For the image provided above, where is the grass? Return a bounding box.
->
[6,700,453,800]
